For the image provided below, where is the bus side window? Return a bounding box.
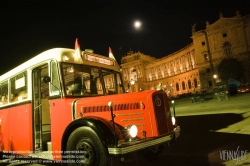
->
[0,94,8,105]
[17,90,28,101]
[101,70,124,95]
[11,93,18,102]
[51,61,60,94]
[10,74,17,103]
[0,81,8,105]
[10,71,28,102]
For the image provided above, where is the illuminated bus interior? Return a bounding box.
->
[0,72,28,105]
[62,63,124,96]
[33,64,51,151]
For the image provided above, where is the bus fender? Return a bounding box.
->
[61,116,118,154]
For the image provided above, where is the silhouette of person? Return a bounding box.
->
[90,75,98,94]
[67,76,82,95]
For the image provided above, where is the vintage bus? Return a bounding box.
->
[0,39,180,165]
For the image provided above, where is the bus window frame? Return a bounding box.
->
[101,69,125,95]
[0,80,9,105]
[50,60,61,97]
[61,62,104,97]
[60,62,125,97]
[10,71,28,103]
[0,71,29,107]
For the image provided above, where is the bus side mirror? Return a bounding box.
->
[43,76,51,83]
[43,75,61,95]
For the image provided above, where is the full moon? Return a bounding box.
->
[134,21,141,28]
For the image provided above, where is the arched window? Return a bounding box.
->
[188,80,192,89]
[182,81,185,90]
[176,83,179,91]
[194,78,198,88]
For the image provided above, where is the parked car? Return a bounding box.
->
[213,82,229,101]
[237,83,250,93]
[191,92,205,103]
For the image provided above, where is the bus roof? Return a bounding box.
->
[0,48,120,81]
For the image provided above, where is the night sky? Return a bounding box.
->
[1,1,250,75]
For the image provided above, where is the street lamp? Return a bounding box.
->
[130,80,135,92]
[213,74,218,87]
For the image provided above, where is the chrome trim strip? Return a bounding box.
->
[115,112,144,116]
[121,118,144,122]
[72,98,80,120]
[124,123,145,127]
[108,126,180,155]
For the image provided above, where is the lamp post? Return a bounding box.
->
[202,30,215,74]
[170,84,173,97]
[171,100,176,117]
[130,80,135,92]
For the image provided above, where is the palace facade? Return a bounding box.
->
[120,11,250,96]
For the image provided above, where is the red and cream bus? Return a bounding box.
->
[0,39,180,165]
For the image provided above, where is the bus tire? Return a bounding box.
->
[66,126,110,166]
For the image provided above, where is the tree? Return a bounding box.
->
[217,58,244,81]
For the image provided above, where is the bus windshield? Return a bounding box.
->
[62,63,124,96]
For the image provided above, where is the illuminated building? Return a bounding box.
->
[120,11,250,95]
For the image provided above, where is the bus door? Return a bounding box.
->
[32,64,51,151]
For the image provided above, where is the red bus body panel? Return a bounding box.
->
[49,90,173,160]
[1,103,32,156]
[49,98,75,160]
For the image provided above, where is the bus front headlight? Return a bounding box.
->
[128,125,138,138]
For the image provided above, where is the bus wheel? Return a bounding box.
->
[66,126,109,166]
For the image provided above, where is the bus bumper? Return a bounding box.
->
[108,126,180,155]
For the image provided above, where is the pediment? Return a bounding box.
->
[206,17,243,32]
